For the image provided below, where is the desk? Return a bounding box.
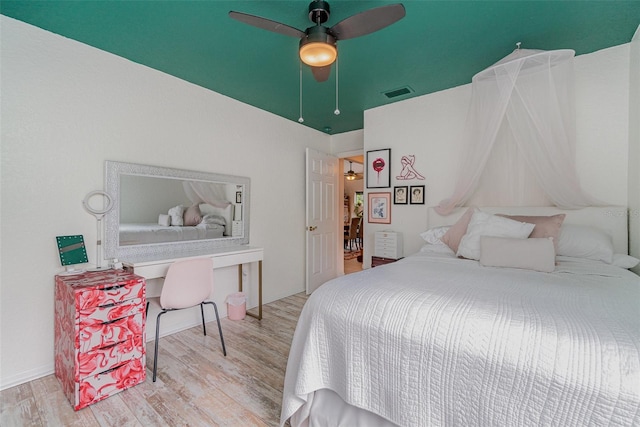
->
[122,246,263,320]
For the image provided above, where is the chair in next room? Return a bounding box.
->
[146,257,226,382]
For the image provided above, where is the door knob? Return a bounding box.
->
[307,226,317,231]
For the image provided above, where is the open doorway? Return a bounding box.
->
[342,155,364,274]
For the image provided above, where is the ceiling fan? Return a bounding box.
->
[344,161,363,181]
[229,1,406,82]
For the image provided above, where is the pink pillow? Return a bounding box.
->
[183,204,202,226]
[497,213,566,251]
[441,207,477,254]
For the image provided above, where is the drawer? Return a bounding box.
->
[377,251,399,259]
[76,278,145,311]
[376,232,397,238]
[376,232,397,240]
[79,298,145,325]
[74,358,146,410]
[77,335,145,379]
[375,242,398,250]
[78,312,144,353]
[375,239,397,247]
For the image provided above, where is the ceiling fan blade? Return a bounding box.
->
[330,3,406,40]
[311,65,332,82]
[229,11,305,38]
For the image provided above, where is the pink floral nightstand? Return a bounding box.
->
[54,270,146,410]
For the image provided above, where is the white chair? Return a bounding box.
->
[146,258,226,382]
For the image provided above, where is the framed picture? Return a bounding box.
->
[409,185,425,205]
[366,148,391,188]
[368,192,391,224]
[393,186,408,204]
[235,191,242,204]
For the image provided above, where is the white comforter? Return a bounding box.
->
[119,222,224,245]
[281,250,640,426]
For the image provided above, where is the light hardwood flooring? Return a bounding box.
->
[1,293,308,427]
[344,256,363,274]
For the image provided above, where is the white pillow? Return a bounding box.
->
[611,254,640,269]
[168,205,185,226]
[556,224,614,264]
[480,236,555,272]
[419,226,450,245]
[457,211,535,260]
[158,214,171,227]
[419,243,455,255]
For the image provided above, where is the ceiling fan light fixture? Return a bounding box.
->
[299,26,337,67]
[345,161,358,180]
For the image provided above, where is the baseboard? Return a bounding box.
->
[0,365,54,391]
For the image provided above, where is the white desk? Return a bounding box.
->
[122,246,264,320]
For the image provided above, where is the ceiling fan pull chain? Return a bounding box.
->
[298,61,304,123]
[334,55,340,115]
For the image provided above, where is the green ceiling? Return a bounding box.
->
[2,1,639,134]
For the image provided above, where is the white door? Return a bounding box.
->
[306,148,339,294]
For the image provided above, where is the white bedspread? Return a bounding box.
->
[119,223,224,245]
[281,251,640,426]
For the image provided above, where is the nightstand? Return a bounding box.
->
[374,231,404,259]
[232,220,243,237]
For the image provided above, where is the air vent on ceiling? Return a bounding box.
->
[382,86,413,99]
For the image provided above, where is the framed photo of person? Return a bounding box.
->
[393,186,408,204]
[368,192,391,224]
[366,148,391,188]
[409,185,425,205]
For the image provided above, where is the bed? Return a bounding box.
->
[119,203,232,245]
[281,206,640,427]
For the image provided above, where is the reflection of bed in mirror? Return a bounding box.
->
[119,203,233,245]
[105,161,250,261]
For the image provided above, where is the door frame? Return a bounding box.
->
[337,149,365,273]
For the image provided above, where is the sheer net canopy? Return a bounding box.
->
[436,47,597,215]
[183,181,231,208]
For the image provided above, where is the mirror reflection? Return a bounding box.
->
[119,175,240,245]
[105,161,250,261]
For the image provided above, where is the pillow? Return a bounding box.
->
[183,204,202,226]
[201,214,226,226]
[168,205,185,226]
[556,224,614,264]
[419,243,455,255]
[441,207,477,253]
[457,211,535,260]
[480,236,555,272]
[612,254,640,269]
[419,226,450,245]
[158,214,171,227]
[497,214,565,251]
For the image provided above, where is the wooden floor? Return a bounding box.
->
[1,293,309,427]
[344,256,363,274]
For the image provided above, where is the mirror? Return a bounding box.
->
[105,161,250,261]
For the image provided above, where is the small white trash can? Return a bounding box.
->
[226,292,246,320]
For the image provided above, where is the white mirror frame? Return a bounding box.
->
[104,161,250,261]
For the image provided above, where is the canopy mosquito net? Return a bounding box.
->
[436,47,597,215]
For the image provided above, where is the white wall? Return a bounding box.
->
[331,129,364,154]
[363,45,632,266]
[629,27,640,274]
[0,17,329,388]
